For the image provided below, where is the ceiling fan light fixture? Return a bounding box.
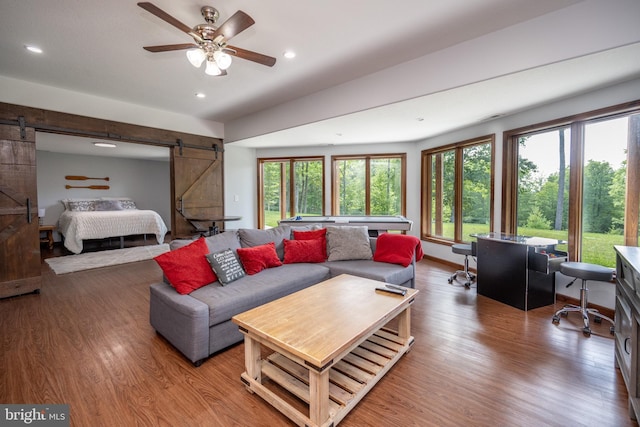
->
[214,50,232,70]
[186,48,206,67]
[93,142,117,148]
[205,59,221,76]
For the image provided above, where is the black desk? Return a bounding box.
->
[474,233,567,311]
[186,216,242,236]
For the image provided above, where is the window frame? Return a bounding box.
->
[257,156,325,229]
[502,100,640,262]
[330,153,407,216]
[421,134,495,244]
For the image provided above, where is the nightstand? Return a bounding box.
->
[39,225,55,250]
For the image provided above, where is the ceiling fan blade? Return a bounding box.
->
[138,2,193,35]
[226,45,276,67]
[143,43,198,53]
[212,10,255,41]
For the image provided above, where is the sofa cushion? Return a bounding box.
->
[283,238,326,263]
[237,242,283,275]
[190,263,331,326]
[293,228,327,259]
[326,226,372,261]
[239,226,291,260]
[326,260,414,286]
[154,237,217,295]
[206,249,246,285]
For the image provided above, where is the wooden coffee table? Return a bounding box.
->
[232,274,418,427]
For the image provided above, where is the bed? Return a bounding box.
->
[57,198,168,254]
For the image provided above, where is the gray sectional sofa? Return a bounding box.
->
[149,225,417,366]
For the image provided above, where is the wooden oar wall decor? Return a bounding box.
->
[64,175,110,189]
[65,175,110,181]
[65,185,110,190]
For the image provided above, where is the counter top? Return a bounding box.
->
[615,246,640,271]
[473,232,564,247]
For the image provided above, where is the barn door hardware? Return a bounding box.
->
[18,116,26,140]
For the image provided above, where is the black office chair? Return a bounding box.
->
[448,242,476,288]
[552,261,614,336]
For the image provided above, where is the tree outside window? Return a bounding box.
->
[332,154,406,217]
[504,106,640,267]
[258,157,324,228]
[422,135,494,243]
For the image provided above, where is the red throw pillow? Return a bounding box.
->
[373,233,424,267]
[154,237,217,295]
[236,242,283,275]
[283,238,326,264]
[293,228,327,259]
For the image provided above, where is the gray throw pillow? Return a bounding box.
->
[206,249,246,285]
[238,226,291,260]
[94,200,124,211]
[326,226,372,261]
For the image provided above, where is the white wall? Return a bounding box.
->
[225,0,640,142]
[36,150,170,241]
[222,144,257,229]
[0,76,224,139]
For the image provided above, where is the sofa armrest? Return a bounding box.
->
[149,282,210,365]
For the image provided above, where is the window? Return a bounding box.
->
[503,101,640,267]
[258,157,324,228]
[331,154,406,217]
[422,135,495,243]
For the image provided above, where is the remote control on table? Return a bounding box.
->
[375,286,406,296]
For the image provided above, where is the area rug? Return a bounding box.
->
[45,244,170,275]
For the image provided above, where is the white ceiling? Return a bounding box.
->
[2,0,640,155]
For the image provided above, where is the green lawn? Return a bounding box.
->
[444,223,623,268]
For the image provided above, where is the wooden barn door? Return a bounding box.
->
[171,146,224,239]
[0,123,41,298]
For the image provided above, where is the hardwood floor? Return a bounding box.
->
[1,248,636,426]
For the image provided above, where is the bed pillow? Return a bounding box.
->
[93,200,124,211]
[326,226,372,261]
[205,249,246,285]
[236,242,283,275]
[100,197,137,210]
[154,237,217,294]
[283,238,326,263]
[67,200,96,211]
[292,228,327,259]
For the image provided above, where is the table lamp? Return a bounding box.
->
[38,208,45,225]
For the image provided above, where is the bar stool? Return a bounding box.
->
[552,261,614,336]
[448,243,476,288]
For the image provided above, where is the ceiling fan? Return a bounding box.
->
[137,2,276,76]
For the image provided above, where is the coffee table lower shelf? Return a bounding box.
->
[240,328,414,427]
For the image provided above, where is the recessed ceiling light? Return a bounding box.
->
[195,92,206,98]
[25,45,43,54]
[94,142,116,148]
[283,50,296,59]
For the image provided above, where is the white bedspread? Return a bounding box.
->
[58,210,168,254]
